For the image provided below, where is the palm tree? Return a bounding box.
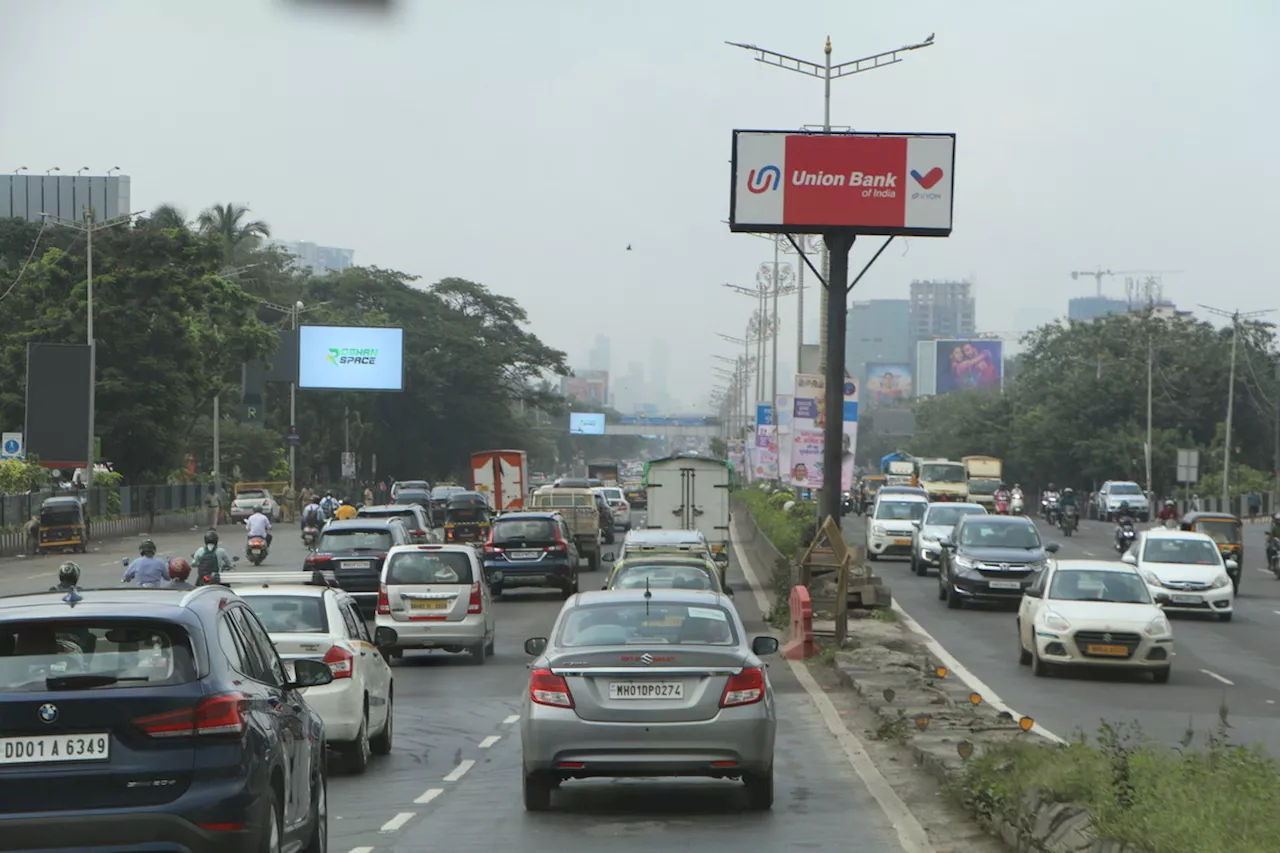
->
[146,203,189,230]
[196,203,271,265]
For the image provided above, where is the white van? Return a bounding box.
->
[868,494,929,560]
[373,543,497,664]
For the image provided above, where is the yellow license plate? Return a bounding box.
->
[893,538,911,546]
[1086,644,1128,657]
[410,600,448,611]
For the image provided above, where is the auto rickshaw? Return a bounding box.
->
[442,491,492,545]
[38,495,89,554]
[1181,511,1244,591]
[858,476,886,515]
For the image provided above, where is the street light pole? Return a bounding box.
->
[40,207,141,485]
[726,32,934,371]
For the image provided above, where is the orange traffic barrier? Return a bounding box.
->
[781,584,818,660]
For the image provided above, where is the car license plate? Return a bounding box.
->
[1086,644,1129,657]
[988,580,1022,590]
[509,550,540,560]
[341,561,372,570]
[410,599,448,611]
[893,538,911,546]
[0,733,110,766]
[609,682,684,700]
[1171,594,1201,604]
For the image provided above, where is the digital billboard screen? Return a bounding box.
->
[934,340,1003,395]
[25,343,91,468]
[569,412,605,435]
[298,325,404,391]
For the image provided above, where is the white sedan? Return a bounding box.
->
[229,488,281,523]
[230,572,395,774]
[1121,529,1236,622]
[1017,559,1173,683]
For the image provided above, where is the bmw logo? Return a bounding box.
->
[37,703,58,725]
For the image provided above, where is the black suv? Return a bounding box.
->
[307,518,410,615]
[938,515,1060,609]
[0,586,333,852]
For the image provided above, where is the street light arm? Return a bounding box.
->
[725,41,829,80]
[828,37,935,79]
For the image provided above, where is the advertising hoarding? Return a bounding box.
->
[562,369,609,404]
[25,343,91,468]
[865,363,913,404]
[755,403,774,427]
[788,374,859,490]
[569,412,605,435]
[730,131,956,236]
[934,339,1004,395]
[298,325,404,391]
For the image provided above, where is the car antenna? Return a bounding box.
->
[644,575,652,616]
[62,589,83,607]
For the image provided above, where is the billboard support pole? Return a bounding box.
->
[821,232,854,525]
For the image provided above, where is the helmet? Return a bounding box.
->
[1047,482,1056,491]
[58,561,80,587]
[1063,487,1074,495]
[168,558,191,582]
[140,539,156,556]
[204,528,219,546]
[1165,499,1175,507]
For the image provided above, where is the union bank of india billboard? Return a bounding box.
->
[729,130,955,237]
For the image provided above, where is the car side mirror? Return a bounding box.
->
[724,585,735,597]
[374,627,397,649]
[232,556,241,563]
[1023,587,1042,599]
[524,637,548,656]
[1121,552,1137,565]
[1044,542,1060,554]
[910,520,921,529]
[120,557,129,567]
[940,538,955,549]
[1154,593,1170,606]
[288,658,334,689]
[714,552,730,566]
[1225,559,1239,570]
[752,636,780,656]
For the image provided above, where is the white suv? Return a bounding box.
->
[374,543,497,664]
[1122,529,1236,622]
[229,571,394,774]
[1098,481,1150,522]
[868,495,929,560]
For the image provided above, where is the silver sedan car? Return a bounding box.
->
[520,589,779,811]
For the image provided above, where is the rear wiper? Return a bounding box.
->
[45,672,150,690]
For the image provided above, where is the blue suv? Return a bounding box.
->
[0,585,333,852]
[481,512,580,599]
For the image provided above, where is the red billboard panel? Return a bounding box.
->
[730,130,955,237]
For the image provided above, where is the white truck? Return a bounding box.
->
[643,454,732,563]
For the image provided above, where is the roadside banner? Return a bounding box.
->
[788,376,859,490]
[841,378,859,491]
[754,425,779,480]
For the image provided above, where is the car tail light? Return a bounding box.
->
[134,693,248,738]
[323,645,354,679]
[529,668,574,708]
[546,525,568,553]
[411,529,426,538]
[445,528,455,541]
[720,667,765,708]
[377,584,390,615]
[305,554,332,568]
[468,582,483,614]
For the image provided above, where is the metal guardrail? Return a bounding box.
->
[0,484,209,530]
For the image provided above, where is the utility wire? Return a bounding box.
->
[0,218,49,306]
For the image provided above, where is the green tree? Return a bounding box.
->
[196,203,271,266]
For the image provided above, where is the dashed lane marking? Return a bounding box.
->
[502,714,520,724]
[414,788,443,805]
[442,758,475,782]
[349,847,374,853]
[478,735,500,749]
[1200,669,1235,686]
[380,812,415,832]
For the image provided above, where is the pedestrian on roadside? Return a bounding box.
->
[1247,492,1261,520]
[24,514,39,555]
[203,485,220,529]
[363,485,374,506]
[282,483,298,523]
[144,486,156,534]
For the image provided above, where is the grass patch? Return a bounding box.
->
[736,487,814,628]
[959,720,1280,853]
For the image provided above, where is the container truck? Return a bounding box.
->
[587,460,620,485]
[471,449,528,513]
[643,453,732,563]
[961,456,1004,509]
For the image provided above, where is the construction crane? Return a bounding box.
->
[1069,268,1183,298]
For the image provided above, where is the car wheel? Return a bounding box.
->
[491,584,504,599]
[1031,646,1051,678]
[523,770,553,811]
[370,692,393,756]
[469,639,488,665]
[743,766,774,810]
[909,552,918,574]
[258,786,282,853]
[868,551,879,562]
[1017,621,1032,665]
[945,581,962,610]
[485,631,496,656]
[1218,611,1233,623]
[341,712,371,774]
[300,770,327,853]
[1152,666,1171,684]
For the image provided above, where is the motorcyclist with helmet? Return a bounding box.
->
[301,494,326,532]
[1041,482,1061,522]
[1113,501,1138,552]
[191,529,233,582]
[993,483,1012,512]
[50,561,81,593]
[1157,499,1180,525]
[320,491,339,520]
[1058,487,1078,529]
[122,539,169,587]
[1265,512,1280,571]
[167,558,195,590]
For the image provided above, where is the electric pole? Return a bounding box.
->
[726,32,934,370]
[1200,305,1275,504]
[257,297,329,491]
[40,207,142,485]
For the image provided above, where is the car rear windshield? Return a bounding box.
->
[493,518,556,543]
[0,619,196,692]
[395,492,429,505]
[958,521,1041,549]
[535,494,592,508]
[1110,483,1143,496]
[875,500,926,521]
[243,595,330,634]
[558,602,737,647]
[319,529,393,552]
[430,486,463,499]
[236,490,269,500]
[384,551,474,585]
[925,505,987,526]
[1142,538,1221,565]
[399,481,429,491]
[359,507,417,523]
[600,488,624,501]
[1049,570,1151,604]
[612,565,717,592]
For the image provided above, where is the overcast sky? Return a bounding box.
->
[3,0,1277,411]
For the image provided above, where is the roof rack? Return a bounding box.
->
[216,569,338,589]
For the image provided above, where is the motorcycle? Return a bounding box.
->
[1115,523,1137,554]
[994,495,1011,515]
[841,491,856,516]
[245,536,268,566]
[1060,505,1079,536]
[1011,494,1025,515]
[1042,496,1061,526]
[1266,535,1280,579]
[1161,517,1179,530]
[302,526,320,552]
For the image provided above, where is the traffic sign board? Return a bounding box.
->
[341,452,356,478]
[1,433,23,460]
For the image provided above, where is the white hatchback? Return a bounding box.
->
[374,543,497,664]
[229,572,395,774]
[868,496,929,560]
[1122,529,1236,622]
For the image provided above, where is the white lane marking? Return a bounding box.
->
[414,787,443,805]
[733,537,936,853]
[478,735,500,749]
[349,847,375,853]
[442,758,475,781]
[1200,669,1235,686]
[1274,611,1280,617]
[1080,549,1096,557]
[502,714,520,724]
[25,573,44,579]
[380,811,415,832]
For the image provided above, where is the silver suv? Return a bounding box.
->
[1097,481,1150,522]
